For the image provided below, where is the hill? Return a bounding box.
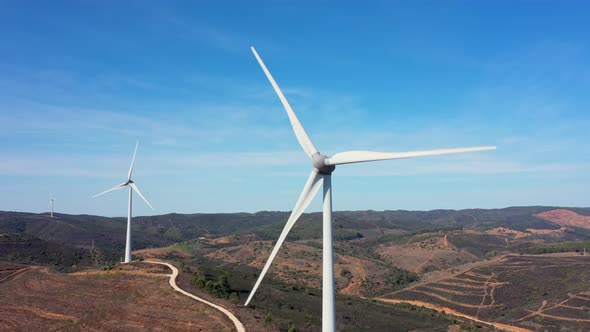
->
[0,233,100,271]
[2,206,590,273]
[381,254,590,331]
[0,261,241,331]
[2,207,590,330]
[535,209,590,229]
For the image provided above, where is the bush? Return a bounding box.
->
[195,276,206,288]
[519,241,590,255]
[264,313,272,326]
[180,262,191,273]
[391,267,419,289]
[229,292,240,304]
[340,268,353,280]
[218,274,230,292]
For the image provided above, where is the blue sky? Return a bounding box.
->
[1,1,589,216]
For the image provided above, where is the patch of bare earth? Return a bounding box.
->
[336,256,367,297]
[133,246,191,259]
[208,240,324,288]
[535,209,590,229]
[485,227,530,239]
[208,234,257,245]
[526,227,567,235]
[206,240,393,296]
[376,234,477,273]
[0,262,235,331]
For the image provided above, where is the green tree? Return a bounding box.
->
[205,280,225,297]
[391,267,419,289]
[218,274,230,293]
[229,292,240,304]
[180,262,191,273]
[264,313,272,327]
[163,226,182,241]
[194,276,206,289]
[191,271,199,283]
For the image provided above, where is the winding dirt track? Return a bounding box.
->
[376,298,532,332]
[144,260,245,332]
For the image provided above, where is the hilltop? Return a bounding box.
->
[2,206,590,273]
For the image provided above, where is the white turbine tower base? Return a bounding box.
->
[245,46,497,332]
[93,141,154,263]
[48,194,55,219]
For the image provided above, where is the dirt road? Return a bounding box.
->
[145,260,246,332]
[376,298,532,332]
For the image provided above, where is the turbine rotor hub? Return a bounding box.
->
[312,153,335,174]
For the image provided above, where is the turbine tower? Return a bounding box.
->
[245,47,496,332]
[48,194,55,219]
[93,141,153,263]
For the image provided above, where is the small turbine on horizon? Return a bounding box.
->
[48,194,55,219]
[93,141,154,263]
[244,47,497,332]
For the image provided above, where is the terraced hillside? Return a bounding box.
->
[380,254,590,331]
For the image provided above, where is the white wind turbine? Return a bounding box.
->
[48,194,55,219]
[93,141,154,263]
[245,47,496,332]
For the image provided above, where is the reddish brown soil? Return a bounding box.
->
[133,246,191,259]
[535,209,590,229]
[376,234,476,273]
[337,256,368,297]
[208,234,257,245]
[205,240,397,296]
[381,254,590,331]
[485,227,530,238]
[525,227,567,235]
[0,262,236,331]
[516,290,590,324]
[377,298,532,332]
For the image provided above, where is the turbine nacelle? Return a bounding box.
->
[246,46,497,332]
[312,153,335,174]
[92,141,153,210]
[92,141,153,264]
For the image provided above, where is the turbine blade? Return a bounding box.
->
[130,183,154,210]
[250,46,318,158]
[92,182,127,198]
[128,141,139,180]
[326,146,496,166]
[245,169,323,306]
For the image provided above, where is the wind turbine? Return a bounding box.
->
[93,141,154,263]
[48,194,55,219]
[245,47,496,332]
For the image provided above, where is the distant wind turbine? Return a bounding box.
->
[48,194,55,219]
[245,46,496,332]
[93,141,154,263]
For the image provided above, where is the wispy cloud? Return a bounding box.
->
[153,5,251,55]
[3,147,584,181]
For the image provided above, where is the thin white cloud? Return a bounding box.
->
[11,148,582,178]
